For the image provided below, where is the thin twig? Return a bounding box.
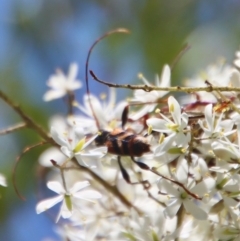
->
[150,167,201,200]
[0,123,27,135]
[51,160,69,192]
[0,89,52,143]
[137,171,166,207]
[13,141,50,200]
[90,71,240,93]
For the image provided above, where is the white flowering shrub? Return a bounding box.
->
[1,29,240,241]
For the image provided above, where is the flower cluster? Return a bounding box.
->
[31,50,240,241]
[2,42,240,241]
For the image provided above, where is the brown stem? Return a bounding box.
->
[0,90,143,213]
[150,167,201,200]
[89,71,240,93]
[0,89,52,143]
[71,159,142,214]
[0,123,27,135]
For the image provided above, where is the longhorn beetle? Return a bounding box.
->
[85,28,151,185]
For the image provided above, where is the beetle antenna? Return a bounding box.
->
[170,43,191,70]
[85,28,130,129]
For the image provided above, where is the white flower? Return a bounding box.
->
[205,173,240,205]
[152,132,190,165]
[158,158,208,220]
[50,126,107,167]
[160,179,207,220]
[211,141,240,164]
[213,224,240,241]
[38,147,67,167]
[43,63,82,101]
[198,104,234,142]
[189,154,209,181]
[147,96,189,147]
[36,181,102,222]
[56,223,99,241]
[120,207,166,241]
[74,88,127,131]
[130,65,171,120]
[0,173,7,187]
[210,113,240,164]
[229,68,240,89]
[233,50,240,69]
[182,60,232,103]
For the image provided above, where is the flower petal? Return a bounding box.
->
[168,96,181,125]
[47,181,65,194]
[36,195,63,214]
[204,104,213,131]
[61,146,73,158]
[159,65,171,88]
[176,158,188,184]
[38,147,66,167]
[164,198,181,218]
[81,134,98,150]
[50,126,68,147]
[74,190,102,200]
[43,89,66,101]
[147,118,171,133]
[183,199,207,220]
[159,179,179,197]
[68,63,78,81]
[60,201,72,219]
[55,201,72,223]
[70,181,90,193]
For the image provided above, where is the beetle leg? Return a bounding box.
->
[131,156,151,189]
[117,156,150,189]
[131,156,150,170]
